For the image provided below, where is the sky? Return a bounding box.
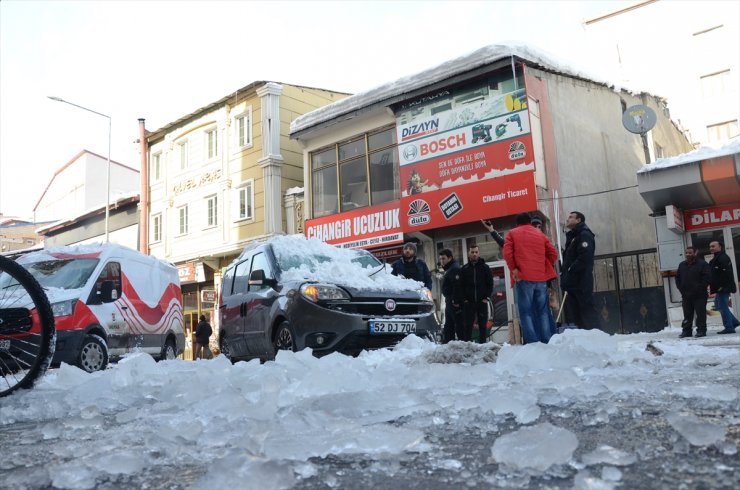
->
[0,0,642,219]
[1,328,738,488]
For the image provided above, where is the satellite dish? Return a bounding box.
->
[622,104,657,134]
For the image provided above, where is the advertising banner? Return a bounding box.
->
[396,84,536,231]
[305,200,403,249]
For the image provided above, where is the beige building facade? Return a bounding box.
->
[144,81,348,355]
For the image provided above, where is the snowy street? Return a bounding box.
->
[1,328,739,490]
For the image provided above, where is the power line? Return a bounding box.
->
[537,184,638,202]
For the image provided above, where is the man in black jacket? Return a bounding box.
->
[195,314,213,359]
[391,242,433,290]
[708,241,739,334]
[676,246,711,338]
[560,211,599,329]
[438,249,461,343]
[455,244,493,343]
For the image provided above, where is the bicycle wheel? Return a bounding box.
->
[0,254,56,397]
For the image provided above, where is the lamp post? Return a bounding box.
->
[48,96,111,243]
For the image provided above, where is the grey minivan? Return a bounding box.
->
[218,236,439,361]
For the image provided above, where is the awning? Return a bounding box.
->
[637,153,740,213]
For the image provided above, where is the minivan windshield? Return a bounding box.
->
[275,250,381,273]
[21,258,100,290]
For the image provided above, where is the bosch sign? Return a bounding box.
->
[420,133,467,156]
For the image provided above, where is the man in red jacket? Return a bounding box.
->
[503,212,559,344]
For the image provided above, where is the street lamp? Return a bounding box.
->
[48,96,111,243]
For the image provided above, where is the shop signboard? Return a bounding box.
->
[305,199,403,249]
[395,80,536,231]
[684,204,740,231]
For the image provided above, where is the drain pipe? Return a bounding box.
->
[138,118,149,255]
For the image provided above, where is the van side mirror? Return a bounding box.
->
[100,280,118,303]
[248,269,277,288]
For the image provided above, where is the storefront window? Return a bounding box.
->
[690,229,724,261]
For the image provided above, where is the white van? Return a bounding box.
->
[16,244,185,372]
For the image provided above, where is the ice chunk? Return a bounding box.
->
[491,422,578,470]
[665,412,726,446]
[193,453,295,490]
[581,444,636,466]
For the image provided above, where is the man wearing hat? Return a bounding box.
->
[391,242,433,290]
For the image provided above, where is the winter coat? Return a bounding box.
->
[489,230,505,247]
[676,258,710,298]
[195,320,212,345]
[455,259,493,304]
[391,256,433,290]
[560,222,595,292]
[502,224,558,283]
[441,258,460,300]
[709,251,738,294]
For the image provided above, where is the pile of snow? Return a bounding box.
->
[1,328,737,489]
[270,234,423,291]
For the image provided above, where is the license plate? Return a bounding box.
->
[369,320,416,334]
[0,339,10,351]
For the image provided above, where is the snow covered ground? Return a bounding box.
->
[1,327,738,490]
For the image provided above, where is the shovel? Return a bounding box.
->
[556,291,569,323]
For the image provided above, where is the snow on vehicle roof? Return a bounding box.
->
[636,139,740,174]
[269,234,423,291]
[291,42,647,136]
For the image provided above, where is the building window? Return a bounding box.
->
[339,137,369,211]
[178,140,189,169]
[151,213,162,243]
[177,205,189,235]
[310,125,399,218]
[205,128,218,159]
[311,148,338,218]
[235,181,253,221]
[235,109,252,148]
[700,70,731,98]
[706,120,738,144]
[151,153,162,181]
[654,143,664,159]
[205,195,218,227]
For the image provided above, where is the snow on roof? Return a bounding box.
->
[637,139,740,174]
[290,42,647,136]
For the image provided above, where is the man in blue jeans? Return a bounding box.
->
[503,213,559,344]
[708,241,739,334]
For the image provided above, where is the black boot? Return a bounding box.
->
[679,329,693,338]
[695,329,706,338]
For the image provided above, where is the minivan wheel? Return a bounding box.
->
[78,334,109,373]
[274,321,296,352]
[219,335,233,362]
[160,338,177,361]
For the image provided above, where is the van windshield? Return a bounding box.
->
[276,251,380,273]
[21,258,100,290]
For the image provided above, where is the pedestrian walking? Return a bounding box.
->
[676,246,711,338]
[560,211,599,329]
[195,314,213,359]
[391,242,433,290]
[455,244,493,343]
[503,212,558,344]
[438,249,462,343]
[708,240,739,334]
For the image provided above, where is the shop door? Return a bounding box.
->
[487,261,512,339]
[688,227,740,322]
